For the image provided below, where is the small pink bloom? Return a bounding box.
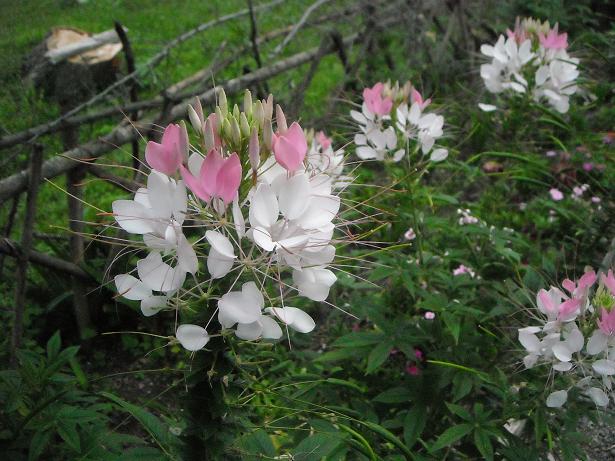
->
[424,311,435,320]
[411,88,431,110]
[404,228,416,241]
[362,82,393,116]
[591,196,601,204]
[602,270,615,296]
[405,362,421,376]
[272,122,308,172]
[539,25,568,50]
[583,162,594,171]
[578,271,597,290]
[453,264,475,277]
[315,131,332,151]
[572,186,584,197]
[598,308,615,336]
[145,124,188,175]
[545,150,557,158]
[506,18,528,44]
[180,149,241,205]
[414,348,424,361]
[549,188,564,201]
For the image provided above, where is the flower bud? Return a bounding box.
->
[253,100,264,128]
[264,94,274,120]
[243,90,253,116]
[215,107,224,129]
[179,120,190,162]
[249,127,260,172]
[276,104,287,133]
[240,113,251,138]
[221,117,231,140]
[188,105,202,135]
[218,88,228,115]
[230,117,241,146]
[263,118,273,151]
[232,104,240,121]
[204,117,215,152]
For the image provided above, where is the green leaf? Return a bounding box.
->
[57,420,81,452]
[237,429,275,461]
[46,331,61,360]
[403,405,426,448]
[430,424,473,452]
[373,387,412,404]
[366,341,393,374]
[120,447,167,460]
[333,332,385,348]
[445,402,472,421]
[442,312,461,344]
[474,429,494,461]
[29,430,51,461]
[315,347,369,363]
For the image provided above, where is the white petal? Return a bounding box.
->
[176,324,209,351]
[518,329,540,353]
[140,295,168,316]
[546,390,568,408]
[552,343,572,362]
[232,197,245,239]
[566,328,584,353]
[235,321,263,340]
[242,281,265,309]
[252,226,276,252]
[553,362,572,372]
[137,252,186,292]
[356,146,377,160]
[586,387,609,407]
[114,274,152,301]
[207,248,234,279]
[112,200,155,234]
[293,267,337,301]
[295,195,340,230]
[278,174,310,220]
[587,330,608,355]
[147,171,174,219]
[218,286,262,327]
[177,235,198,274]
[249,183,279,228]
[188,152,204,176]
[478,103,497,112]
[205,230,236,259]
[592,359,615,376]
[260,316,283,340]
[430,148,448,162]
[284,307,315,333]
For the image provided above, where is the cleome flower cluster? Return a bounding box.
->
[351,81,448,163]
[518,269,615,408]
[479,17,580,113]
[111,89,349,352]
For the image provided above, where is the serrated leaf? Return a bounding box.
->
[431,424,473,452]
[57,420,81,452]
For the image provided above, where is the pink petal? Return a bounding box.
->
[199,149,225,197]
[578,271,596,290]
[216,153,242,204]
[180,164,210,202]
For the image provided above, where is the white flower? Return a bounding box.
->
[114,272,170,317]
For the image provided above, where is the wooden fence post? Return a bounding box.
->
[10,144,43,365]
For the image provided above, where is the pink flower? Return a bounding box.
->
[506,18,528,44]
[549,188,564,201]
[405,362,421,376]
[180,149,241,205]
[414,348,424,361]
[537,288,581,321]
[539,25,568,50]
[453,264,475,277]
[404,228,416,241]
[424,311,435,320]
[362,82,393,116]
[411,88,431,110]
[315,131,332,151]
[145,123,188,175]
[546,150,557,158]
[597,308,615,336]
[602,270,615,296]
[272,122,308,172]
[591,196,601,204]
[583,162,594,171]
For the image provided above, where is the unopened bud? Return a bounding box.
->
[232,104,240,121]
[215,107,224,128]
[263,118,273,151]
[218,88,228,115]
[221,117,231,140]
[230,117,241,146]
[264,94,274,120]
[240,113,251,138]
[204,119,215,152]
[253,100,264,128]
[275,104,287,133]
[243,90,253,116]
[188,105,202,135]
[249,128,260,172]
